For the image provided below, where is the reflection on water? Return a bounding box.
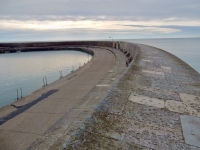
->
[0,50,92,108]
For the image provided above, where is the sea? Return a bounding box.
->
[123,38,200,73]
[0,50,92,108]
[0,38,199,108]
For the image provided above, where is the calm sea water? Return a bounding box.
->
[123,38,200,73]
[0,50,91,108]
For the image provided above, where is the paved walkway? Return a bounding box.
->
[0,47,115,150]
[61,43,200,149]
[27,47,127,150]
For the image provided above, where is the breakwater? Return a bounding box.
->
[61,42,200,150]
[0,41,199,150]
[0,43,117,150]
[0,41,115,53]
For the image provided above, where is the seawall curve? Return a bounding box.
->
[0,41,200,150]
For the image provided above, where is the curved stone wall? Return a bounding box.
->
[1,41,200,150]
[60,42,200,150]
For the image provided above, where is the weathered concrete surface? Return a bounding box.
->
[0,47,117,150]
[61,43,200,150]
[27,47,127,150]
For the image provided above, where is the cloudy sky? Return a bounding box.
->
[0,0,200,42]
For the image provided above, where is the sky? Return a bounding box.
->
[0,0,200,42]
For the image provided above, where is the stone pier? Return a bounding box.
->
[0,41,200,150]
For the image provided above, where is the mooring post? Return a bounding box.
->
[20,87,22,98]
[16,89,18,100]
[59,70,63,78]
[45,76,47,85]
[87,46,89,62]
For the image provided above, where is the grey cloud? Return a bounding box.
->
[0,0,200,21]
[1,0,200,41]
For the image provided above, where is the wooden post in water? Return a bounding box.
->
[45,76,47,86]
[59,70,63,78]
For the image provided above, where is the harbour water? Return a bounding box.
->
[0,38,199,108]
[124,38,200,73]
[0,50,92,108]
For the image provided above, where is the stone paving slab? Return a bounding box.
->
[134,85,181,101]
[122,102,181,129]
[129,93,165,108]
[180,93,200,105]
[180,115,200,148]
[165,100,200,117]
